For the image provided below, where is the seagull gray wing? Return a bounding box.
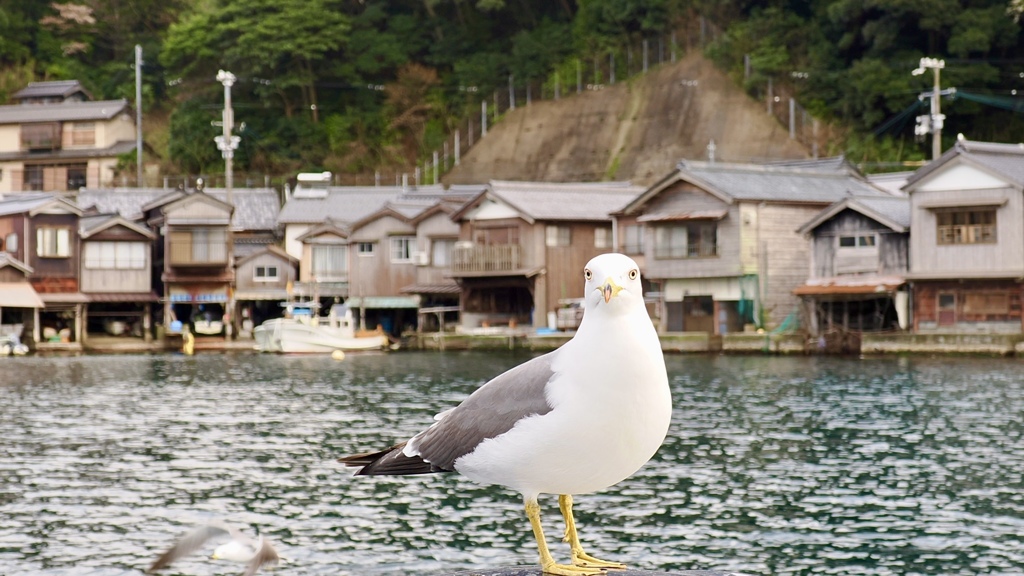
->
[340,350,558,475]
[148,521,234,572]
[241,535,280,576]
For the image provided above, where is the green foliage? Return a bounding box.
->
[5,0,1024,175]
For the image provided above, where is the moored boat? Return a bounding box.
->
[253,303,390,353]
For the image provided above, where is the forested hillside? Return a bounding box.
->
[1,1,1022,181]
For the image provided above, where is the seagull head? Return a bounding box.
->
[583,253,644,314]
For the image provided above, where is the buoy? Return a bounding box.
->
[331,349,346,361]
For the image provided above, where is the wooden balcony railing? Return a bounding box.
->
[451,243,521,273]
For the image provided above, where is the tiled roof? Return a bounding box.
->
[76,187,281,231]
[0,140,137,162]
[0,99,130,124]
[904,138,1024,189]
[853,196,912,229]
[277,184,477,225]
[0,192,81,216]
[679,160,886,203]
[486,180,643,221]
[12,80,89,101]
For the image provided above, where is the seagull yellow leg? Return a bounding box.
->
[525,497,604,576]
[559,494,627,570]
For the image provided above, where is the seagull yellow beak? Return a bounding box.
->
[600,277,623,303]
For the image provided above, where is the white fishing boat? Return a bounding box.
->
[253,303,390,353]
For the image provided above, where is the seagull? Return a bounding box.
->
[340,253,672,575]
[147,519,280,576]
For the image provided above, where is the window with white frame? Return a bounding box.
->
[357,242,375,256]
[37,227,71,258]
[311,244,348,280]
[254,265,279,282]
[546,225,571,247]
[594,227,612,249]
[391,236,414,262]
[84,242,146,269]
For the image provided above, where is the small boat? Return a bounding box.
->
[253,303,390,353]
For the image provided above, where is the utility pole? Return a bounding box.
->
[135,45,143,187]
[215,70,239,210]
[912,57,950,160]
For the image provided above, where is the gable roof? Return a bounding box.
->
[903,137,1024,191]
[78,187,279,231]
[296,218,349,242]
[235,244,297,267]
[0,99,130,124]
[0,252,33,275]
[79,213,155,239]
[276,183,479,226]
[621,160,887,214]
[12,80,91,102]
[797,195,911,235]
[0,192,83,217]
[451,180,642,223]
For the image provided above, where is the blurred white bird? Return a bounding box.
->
[148,519,280,576]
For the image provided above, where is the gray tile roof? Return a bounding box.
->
[904,138,1024,189]
[0,99,130,124]
[0,140,136,162]
[487,180,643,221]
[0,192,66,216]
[277,184,477,225]
[12,80,89,101]
[960,140,1024,185]
[77,187,281,231]
[851,196,912,229]
[679,160,886,203]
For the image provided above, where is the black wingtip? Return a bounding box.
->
[339,441,449,475]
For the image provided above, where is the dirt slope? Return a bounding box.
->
[445,53,809,186]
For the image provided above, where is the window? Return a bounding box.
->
[169,228,227,264]
[24,166,44,191]
[391,236,414,262]
[594,227,612,249]
[964,292,1009,315]
[21,123,59,150]
[84,242,146,269]
[432,238,456,267]
[311,244,348,280]
[937,209,996,244]
[37,227,71,258]
[254,265,279,282]
[5,233,17,253]
[654,222,717,259]
[71,122,95,146]
[624,225,644,254]
[546,225,571,247]
[838,234,876,248]
[357,242,375,256]
[474,226,519,245]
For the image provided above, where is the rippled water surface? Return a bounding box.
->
[1,352,1023,575]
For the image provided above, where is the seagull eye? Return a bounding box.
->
[584,268,593,281]
[628,269,638,280]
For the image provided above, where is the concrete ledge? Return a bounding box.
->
[863,332,1024,355]
[659,332,713,353]
[723,333,805,354]
[448,567,748,576]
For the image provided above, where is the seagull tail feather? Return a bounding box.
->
[339,441,450,475]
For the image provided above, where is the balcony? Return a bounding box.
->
[451,243,521,274]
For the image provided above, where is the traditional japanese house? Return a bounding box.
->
[904,138,1024,332]
[794,195,911,350]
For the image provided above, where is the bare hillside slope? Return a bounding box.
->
[445,53,809,186]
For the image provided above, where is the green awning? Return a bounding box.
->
[346,295,421,309]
